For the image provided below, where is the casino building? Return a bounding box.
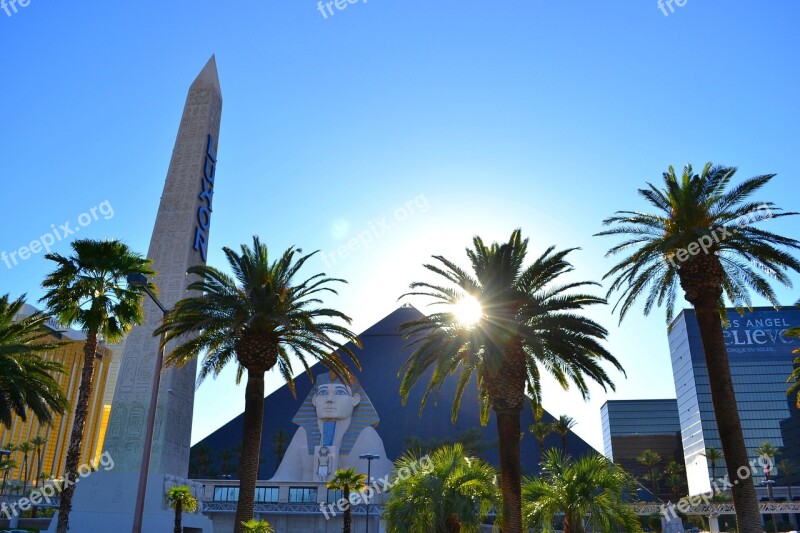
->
[600,399,685,501]
[1,304,116,483]
[668,306,800,497]
[193,305,597,532]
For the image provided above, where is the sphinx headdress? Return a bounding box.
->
[292,372,380,455]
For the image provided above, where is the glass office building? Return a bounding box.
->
[600,399,684,500]
[669,306,800,496]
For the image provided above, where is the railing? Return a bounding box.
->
[202,501,383,515]
[630,502,800,515]
[0,494,60,509]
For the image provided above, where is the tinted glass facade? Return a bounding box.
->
[669,307,800,495]
[600,399,684,500]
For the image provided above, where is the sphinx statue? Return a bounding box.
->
[271,372,393,483]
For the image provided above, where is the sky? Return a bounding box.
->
[2,1,799,452]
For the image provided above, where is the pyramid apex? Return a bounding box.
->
[192,55,221,94]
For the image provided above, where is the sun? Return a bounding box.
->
[452,295,483,326]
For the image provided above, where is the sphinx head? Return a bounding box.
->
[312,380,361,421]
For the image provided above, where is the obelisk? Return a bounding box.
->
[66,56,222,533]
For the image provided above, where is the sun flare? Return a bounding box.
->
[452,295,483,326]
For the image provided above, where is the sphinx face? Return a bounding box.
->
[312,383,361,421]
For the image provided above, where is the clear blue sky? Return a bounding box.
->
[2,1,799,451]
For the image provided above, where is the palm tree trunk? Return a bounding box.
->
[444,514,461,533]
[693,301,762,532]
[564,514,572,533]
[651,467,657,499]
[35,447,42,488]
[496,407,523,533]
[174,500,183,533]
[56,331,99,533]
[343,489,352,533]
[21,452,28,493]
[233,368,265,533]
[711,463,717,494]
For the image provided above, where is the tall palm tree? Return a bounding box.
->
[167,485,198,533]
[777,458,795,500]
[18,441,34,493]
[272,429,289,467]
[529,420,553,460]
[384,444,499,533]
[523,449,643,533]
[399,230,624,533]
[636,449,662,499]
[327,467,367,533]
[787,301,800,407]
[41,239,154,533]
[0,454,17,495]
[597,163,800,531]
[190,443,213,479]
[701,446,723,494]
[30,435,47,488]
[757,442,780,533]
[0,294,67,427]
[155,236,361,532]
[220,448,235,477]
[756,442,779,497]
[552,415,576,453]
[665,461,686,500]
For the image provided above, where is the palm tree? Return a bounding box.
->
[190,443,213,479]
[777,458,795,500]
[30,435,46,488]
[167,485,198,533]
[597,163,800,531]
[529,420,553,460]
[18,441,34,493]
[272,429,289,468]
[701,446,723,494]
[327,467,367,533]
[757,442,780,533]
[384,443,499,533]
[636,449,662,499]
[220,448,235,477]
[0,454,17,495]
[664,461,685,500]
[41,239,154,533]
[399,230,624,533]
[552,415,576,453]
[788,301,800,407]
[523,449,642,533]
[757,442,780,499]
[241,519,275,533]
[155,236,361,532]
[0,294,68,427]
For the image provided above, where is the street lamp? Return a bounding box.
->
[359,453,379,533]
[128,273,169,533]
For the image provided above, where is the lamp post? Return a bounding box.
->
[359,453,379,533]
[128,273,169,533]
[0,450,10,496]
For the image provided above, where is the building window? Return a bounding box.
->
[255,487,280,503]
[327,489,344,503]
[288,487,318,503]
[214,486,239,502]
